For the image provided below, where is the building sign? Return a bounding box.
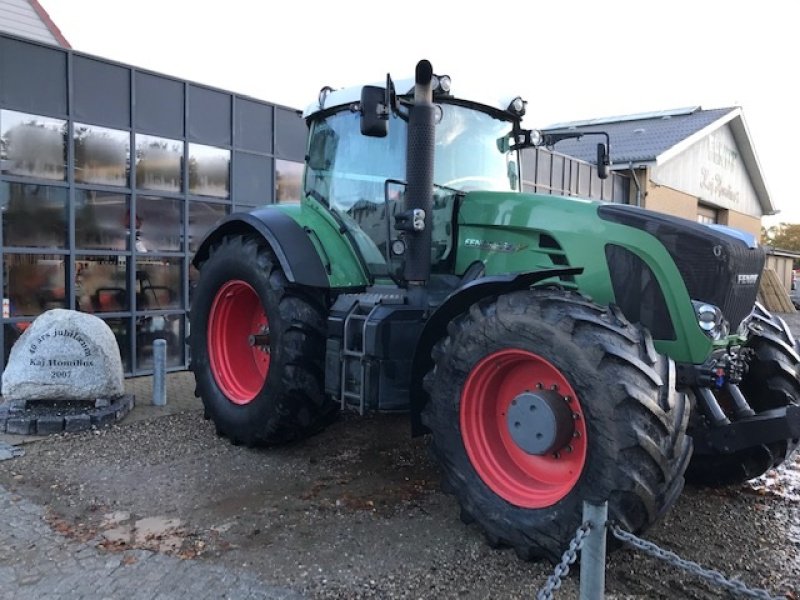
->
[699,134,741,204]
[652,124,761,216]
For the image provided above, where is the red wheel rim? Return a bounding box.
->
[460,349,587,508]
[207,280,270,405]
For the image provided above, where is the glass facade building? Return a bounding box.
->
[0,32,306,378]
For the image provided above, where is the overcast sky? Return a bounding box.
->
[39,0,799,227]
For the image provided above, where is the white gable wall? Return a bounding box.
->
[650,124,762,217]
[0,0,60,46]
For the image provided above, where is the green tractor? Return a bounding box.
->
[189,60,800,561]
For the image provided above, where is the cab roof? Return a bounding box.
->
[303,77,525,121]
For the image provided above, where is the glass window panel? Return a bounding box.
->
[4,254,67,316]
[73,57,131,129]
[136,314,183,370]
[188,144,230,198]
[74,123,130,186]
[76,255,128,313]
[136,258,182,310]
[276,159,304,204]
[134,72,184,139]
[188,201,227,254]
[187,85,231,146]
[274,107,306,161]
[136,196,182,252]
[103,317,131,373]
[233,150,271,205]
[0,38,67,117]
[75,190,129,250]
[135,134,183,193]
[0,110,66,180]
[235,98,272,154]
[1,182,67,247]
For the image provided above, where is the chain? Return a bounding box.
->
[535,522,592,600]
[609,523,782,600]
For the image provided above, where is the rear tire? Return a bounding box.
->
[686,306,800,486]
[422,290,691,561]
[189,234,336,446]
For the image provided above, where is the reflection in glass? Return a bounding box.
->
[188,144,230,198]
[1,183,68,247]
[276,159,303,203]
[136,314,183,370]
[188,201,227,253]
[4,254,67,316]
[75,190,129,250]
[135,134,183,192]
[74,123,130,186]
[136,258,182,310]
[136,196,182,252]
[76,255,128,313]
[103,317,131,372]
[0,110,66,180]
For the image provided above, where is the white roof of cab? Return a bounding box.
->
[303,76,524,120]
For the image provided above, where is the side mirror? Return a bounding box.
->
[307,125,336,171]
[360,86,388,137]
[597,142,611,179]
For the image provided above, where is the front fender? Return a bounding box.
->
[410,267,583,436]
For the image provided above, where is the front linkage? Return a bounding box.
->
[680,304,800,485]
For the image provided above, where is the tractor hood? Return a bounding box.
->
[454,191,765,364]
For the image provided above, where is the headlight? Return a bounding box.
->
[691,300,730,340]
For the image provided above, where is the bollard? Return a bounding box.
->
[152,338,167,406]
[579,501,608,600]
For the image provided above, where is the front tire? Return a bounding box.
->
[189,234,336,446]
[423,290,691,561]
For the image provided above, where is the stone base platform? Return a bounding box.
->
[0,394,135,435]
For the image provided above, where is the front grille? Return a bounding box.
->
[599,205,765,331]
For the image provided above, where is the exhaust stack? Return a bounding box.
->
[403,59,436,285]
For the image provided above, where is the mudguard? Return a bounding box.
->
[410,267,583,436]
[192,207,330,288]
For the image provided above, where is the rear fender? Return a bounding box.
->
[193,207,331,288]
[410,267,583,436]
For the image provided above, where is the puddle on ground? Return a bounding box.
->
[749,452,800,502]
[100,514,185,553]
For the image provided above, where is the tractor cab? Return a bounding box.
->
[303,76,525,282]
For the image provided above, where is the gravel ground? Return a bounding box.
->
[1,314,799,599]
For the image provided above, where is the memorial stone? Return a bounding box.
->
[2,309,124,402]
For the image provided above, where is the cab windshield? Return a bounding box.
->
[304,102,518,273]
[305,102,518,210]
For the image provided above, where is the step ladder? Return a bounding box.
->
[338,293,403,414]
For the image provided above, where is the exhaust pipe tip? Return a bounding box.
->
[415,60,433,85]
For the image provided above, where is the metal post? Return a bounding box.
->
[579,501,608,600]
[152,339,167,406]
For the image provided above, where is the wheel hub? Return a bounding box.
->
[506,390,575,455]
